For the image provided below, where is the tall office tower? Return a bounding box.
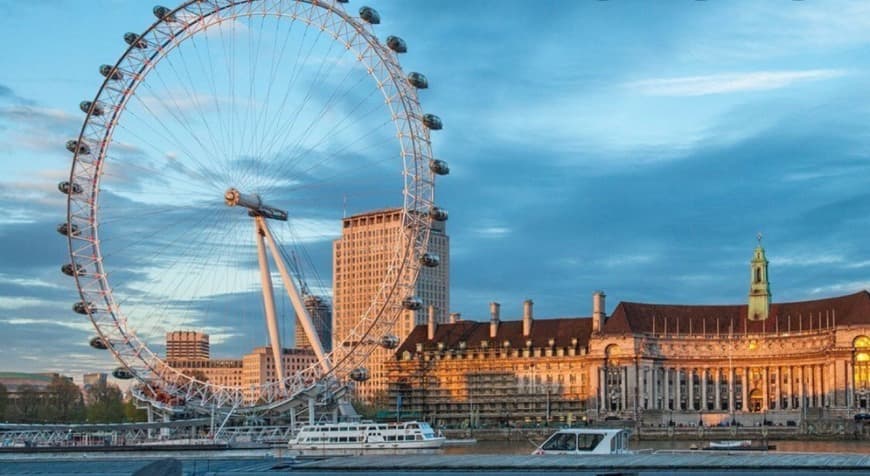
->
[295,294,333,352]
[332,208,449,401]
[165,331,210,360]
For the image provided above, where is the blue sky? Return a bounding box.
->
[0,1,868,380]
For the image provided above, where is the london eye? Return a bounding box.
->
[58,0,446,416]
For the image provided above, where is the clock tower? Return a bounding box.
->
[748,234,771,321]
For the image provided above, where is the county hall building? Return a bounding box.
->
[387,242,870,428]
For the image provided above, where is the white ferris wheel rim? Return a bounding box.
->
[63,0,436,413]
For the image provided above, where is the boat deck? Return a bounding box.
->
[295,452,870,472]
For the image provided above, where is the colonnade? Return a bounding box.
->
[598,361,867,413]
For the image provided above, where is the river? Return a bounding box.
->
[444,438,870,455]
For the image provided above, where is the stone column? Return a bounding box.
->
[649,367,656,410]
[621,367,628,411]
[762,367,769,411]
[701,369,708,411]
[599,366,606,412]
[742,367,749,411]
[728,367,735,413]
[663,368,670,410]
[714,368,721,411]
[774,367,782,410]
[675,368,682,411]
[792,365,807,409]
[691,368,698,411]
[847,360,854,408]
[814,364,822,407]
[786,366,793,410]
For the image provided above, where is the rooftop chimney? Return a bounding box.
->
[490,302,500,339]
[449,312,461,324]
[427,305,436,341]
[523,299,533,337]
[592,291,606,333]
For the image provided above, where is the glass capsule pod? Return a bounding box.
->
[386,36,407,53]
[407,72,428,89]
[61,263,85,277]
[99,64,123,81]
[66,140,90,155]
[422,114,442,130]
[429,159,449,175]
[402,296,423,310]
[79,101,104,116]
[58,181,83,195]
[429,207,448,222]
[57,223,80,236]
[349,367,370,382]
[359,6,380,24]
[420,253,440,267]
[89,336,108,350]
[112,367,134,379]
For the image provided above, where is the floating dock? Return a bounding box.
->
[295,452,870,472]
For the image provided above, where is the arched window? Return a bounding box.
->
[755,268,761,283]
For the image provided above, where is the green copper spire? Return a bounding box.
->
[748,233,771,321]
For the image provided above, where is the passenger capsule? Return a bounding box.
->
[66,140,90,155]
[73,301,94,315]
[89,336,108,350]
[58,181,83,195]
[112,367,134,380]
[336,0,348,2]
[349,367,370,382]
[429,159,449,175]
[420,253,440,268]
[61,263,85,277]
[379,334,399,349]
[429,207,448,222]
[407,72,428,89]
[359,6,380,24]
[402,296,423,311]
[153,5,174,21]
[79,101,104,116]
[57,223,80,237]
[422,114,442,130]
[124,32,147,49]
[99,64,123,81]
[386,36,407,53]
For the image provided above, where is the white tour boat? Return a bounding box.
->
[532,428,632,455]
[288,421,445,454]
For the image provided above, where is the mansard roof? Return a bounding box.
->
[603,290,870,336]
[396,317,593,356]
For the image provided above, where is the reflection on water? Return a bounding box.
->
[444,439,870,455]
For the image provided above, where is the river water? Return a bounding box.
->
[444,439,870,455]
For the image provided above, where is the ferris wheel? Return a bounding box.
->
[58,0,447,414]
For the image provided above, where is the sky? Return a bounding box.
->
[0,0,868,382]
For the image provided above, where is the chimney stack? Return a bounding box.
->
[489,302,500,338]
[522,299,534,337]
[427,305,436,341]
[449,312,461,324]
[592,291,606,333]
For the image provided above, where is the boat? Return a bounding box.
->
[704,440,775,451]
[287,421,445,455]
[532,428,631,455]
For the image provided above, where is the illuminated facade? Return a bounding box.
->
[332,208,449,401]
[165,333,317,403]
[165,331,209,360]
[389,245,870,428]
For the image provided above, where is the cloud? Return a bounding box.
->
[626,70,847,97]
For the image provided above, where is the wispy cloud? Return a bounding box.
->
[627,70,847,97]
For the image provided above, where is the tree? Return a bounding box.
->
[45,376,85,423]
[0,382,7,421]
[122,398,147,422]
[11,384,41,423]
[86,381,125,423]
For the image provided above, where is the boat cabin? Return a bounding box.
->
[533,428,631,455]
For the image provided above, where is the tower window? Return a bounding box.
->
[755,268,761,283]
